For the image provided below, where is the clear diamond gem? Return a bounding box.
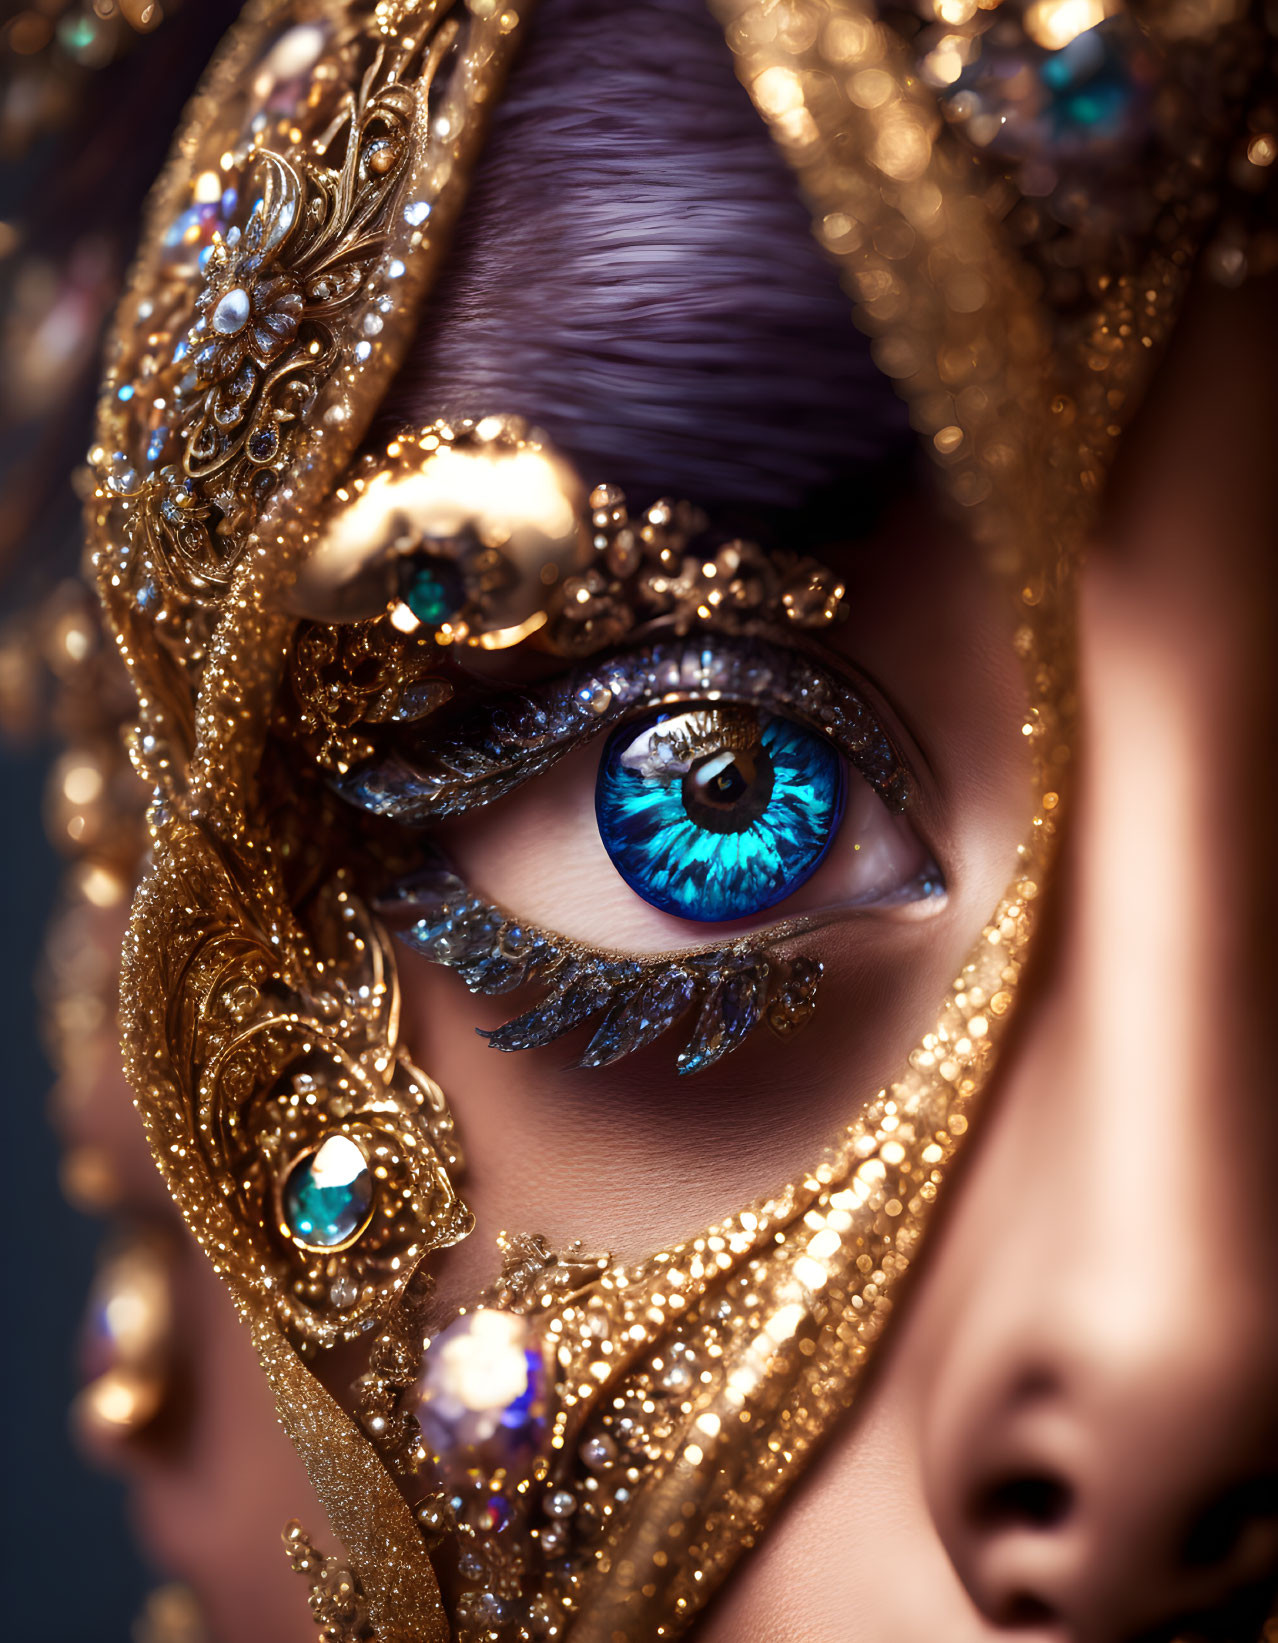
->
[211,287,251,335]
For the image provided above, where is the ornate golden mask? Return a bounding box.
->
[83,0,1275,1636]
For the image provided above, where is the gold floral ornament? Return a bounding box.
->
[82,1,1278,1641]
[290,414,851,655]
[136,39,428,602]
[88,3,533,1639]
[284,415,853,772]
[166,106,416,514]
[129,86,413,621]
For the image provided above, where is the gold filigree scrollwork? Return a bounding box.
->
[287,619,454,774]
[90,3,533,1636]
[140,829,469,1348]
[137,26,449,602]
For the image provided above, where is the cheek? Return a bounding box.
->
[395,888,989,1259]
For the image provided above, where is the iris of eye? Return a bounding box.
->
[683,744,775,834]
[595,703,846,924]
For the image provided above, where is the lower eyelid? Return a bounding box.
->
[384,766,946,1079]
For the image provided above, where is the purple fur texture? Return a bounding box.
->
[380,0,913,516]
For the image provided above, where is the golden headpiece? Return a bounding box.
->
[83,0,1276,1638]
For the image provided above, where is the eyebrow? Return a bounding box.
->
[377,0,916,529]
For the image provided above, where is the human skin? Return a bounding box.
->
[65,3,1278,1640]
[400,281,1278,1643]
[694,273,1278,1643]
[386,6,1278,1638]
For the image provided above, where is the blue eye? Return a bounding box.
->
[594,704,846,923]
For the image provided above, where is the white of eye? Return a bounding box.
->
[439,735,941,956]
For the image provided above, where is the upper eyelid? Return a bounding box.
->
[335,634,912,826]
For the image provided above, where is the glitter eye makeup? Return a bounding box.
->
[337,633,912,825]
[361,631,943,1073]
[594,703,847,923]
[382,861,828,1075]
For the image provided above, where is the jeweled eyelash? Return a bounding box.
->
[336,635,909,824]
[382,864,823,1077]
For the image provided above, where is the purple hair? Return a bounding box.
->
[380,0,915,533]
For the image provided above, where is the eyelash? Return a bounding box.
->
[349,632,924,1076]
[335,634,911,825]
[382,860,825,1076]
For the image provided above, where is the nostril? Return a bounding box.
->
[1180,1475,1278,1568]
[994,1591,1059,1628]
[973,1471,1075,1531]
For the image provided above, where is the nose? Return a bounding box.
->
[922,946,1278,1641]
[922,952,1278,1641]
[914,279,1278,1643]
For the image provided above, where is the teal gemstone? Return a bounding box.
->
[941,17,1150,166]
[58,15,100,56]
[282,1134,374,1249]
[403,555,465,627]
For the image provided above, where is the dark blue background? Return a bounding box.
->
[0,739,150,1642]
[1,10,242,1631]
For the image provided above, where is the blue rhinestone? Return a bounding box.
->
[940,15,1151,166]
[282,1134,374,1249]
[249,427,278,462]
[162,201,227,278]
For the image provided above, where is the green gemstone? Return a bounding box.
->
[282,1134,374,1249]
[403,556,464,627]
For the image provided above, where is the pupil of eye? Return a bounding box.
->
[682,744,775,833]
[595,704,846,923]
